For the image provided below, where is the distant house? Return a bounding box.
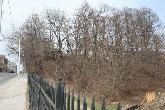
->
[7,62,17,73]
[0,55,8,72]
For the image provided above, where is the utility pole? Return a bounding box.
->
[0,0,3,36]
[18,39,21,78]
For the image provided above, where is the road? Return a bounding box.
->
[0,73,27,110]
[0,73,17,86]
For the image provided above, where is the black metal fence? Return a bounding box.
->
[28,73,122,110]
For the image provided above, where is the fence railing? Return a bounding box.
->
[28,73,122,110]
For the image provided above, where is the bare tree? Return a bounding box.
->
[7,3,165,101]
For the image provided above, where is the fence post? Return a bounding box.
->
[37,77,42,110]
[91,96,95,110]
[53,86,56,105]
[117,102,122,110]
[67,89,70,110]
[63,88,66,110]
[31,75,34,110]
[71,90,74,110]
[77,94,80,110]
[28,74,31,109]
[101,97,106,110]
[55,79,63,110]
[83,94,87,110]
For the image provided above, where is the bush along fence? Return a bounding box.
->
[28,73,122,110]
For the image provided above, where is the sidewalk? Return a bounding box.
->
[0,74,27,110]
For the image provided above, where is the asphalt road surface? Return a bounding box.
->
[0,73,17,86]
[0,73,27,110]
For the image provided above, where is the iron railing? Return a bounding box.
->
[28,73,122,110]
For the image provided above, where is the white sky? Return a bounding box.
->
[0,0,165,63]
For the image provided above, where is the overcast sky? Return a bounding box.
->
[0,0,165,62]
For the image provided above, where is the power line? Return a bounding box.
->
[8,0,14,30]
[0,0,3,35]
[0,0,14,36]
